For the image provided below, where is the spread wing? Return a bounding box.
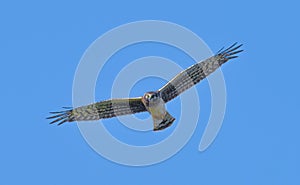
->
[47,97,147,125]
[158,43,243,103]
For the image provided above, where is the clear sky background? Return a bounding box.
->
[1,1,299,184]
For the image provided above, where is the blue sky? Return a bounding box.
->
[1,0,300,184]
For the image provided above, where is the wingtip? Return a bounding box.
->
[57,119,68,126]
[217,42,244,60]
[62,106,73,109]
[217,42,243,54]
[48,107,73,125]
[49,119,58,125]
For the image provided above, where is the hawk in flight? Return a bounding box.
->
[48,43,243,131]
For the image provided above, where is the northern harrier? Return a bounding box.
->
[48,43,243,131]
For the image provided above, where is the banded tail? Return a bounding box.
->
[153,111,175,131]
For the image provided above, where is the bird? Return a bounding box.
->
[47,43,243,131]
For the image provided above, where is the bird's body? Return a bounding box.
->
[48,43,243,131]
[141,91,175,130]
[144,92,166,120]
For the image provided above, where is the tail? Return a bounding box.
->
[153,111,175,131]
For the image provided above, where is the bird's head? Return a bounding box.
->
[142,91,160,107]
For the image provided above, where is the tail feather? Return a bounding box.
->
[153,111,175,131]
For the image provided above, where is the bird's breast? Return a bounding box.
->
[148,99,166,120]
